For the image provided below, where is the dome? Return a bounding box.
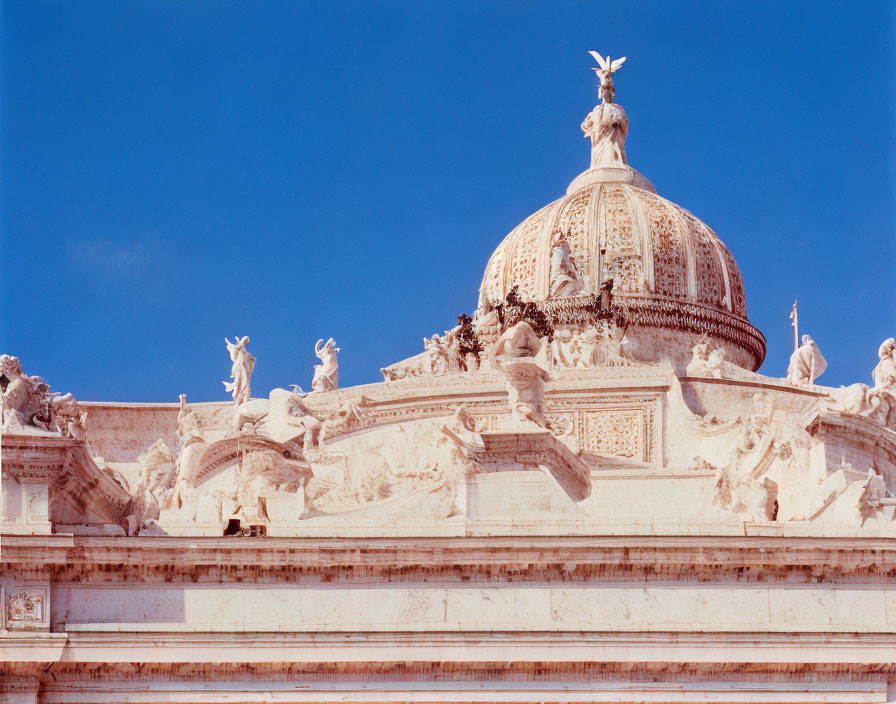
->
[477,77,765,371]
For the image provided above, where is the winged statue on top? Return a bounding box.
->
[588,51,626,103]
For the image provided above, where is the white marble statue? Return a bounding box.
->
[493,320,542,359]
[588,51,625,103]
[223,336,255,406]
[786,334,827,386]
[686,338,725,378]
[576,326,601,367]
[872,337,896,390]
[548,231,584,297]
[312,338,340,392]
[549,328,581,368]
[423,334,450,375]
[126,439,177,535]
[581,51,628,168]
[830,337,896,430]
[493,321,550,427]
[264,387,323,452]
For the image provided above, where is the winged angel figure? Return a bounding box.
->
[223,336,256,406]
[312,338,340,393]
[589,51,626,103]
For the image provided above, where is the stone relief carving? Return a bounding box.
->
[686,337,725,378]
[229,449,307,526]
[5,587,47,630]
[546,324,642,370]
[158,432,310,529]
[126,439,177,535]
[786,334,826,386]
[580,408,645,460]
[263,388,323,451]
[702,391,895,525]
[321,396,370,440]
[306,416,473,520]
[311,338,340,392]
[223,336,255,406]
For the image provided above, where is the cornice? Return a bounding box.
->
[2,534,895,584]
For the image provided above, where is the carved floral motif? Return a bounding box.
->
[580,408,644,459]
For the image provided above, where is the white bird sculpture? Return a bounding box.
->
[588,51,626,102]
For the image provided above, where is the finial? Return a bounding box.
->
[588,51,626,104]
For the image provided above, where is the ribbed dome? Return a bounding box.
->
[480,182,746,316]
[477,177,765,371]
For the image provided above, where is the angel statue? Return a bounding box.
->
[312,338,340,393]
[581,51,629,168]
[223,336,256,406]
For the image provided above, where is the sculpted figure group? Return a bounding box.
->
[381,315,482,381]
[0,354,85,438]
[3,304,895,537]
[686,337,725,378]
[832,337,896,431]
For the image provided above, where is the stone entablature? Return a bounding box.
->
[2,534,895,702]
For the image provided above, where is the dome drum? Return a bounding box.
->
[540,293,766,370]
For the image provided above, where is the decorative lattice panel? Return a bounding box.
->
[681,210,727,309]
[502,201,556,301]
[642,192,688,299]
[599,185,643,292]
[579,408,649,461]
[554,187,595,289]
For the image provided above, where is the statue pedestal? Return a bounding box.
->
[567,164,656,195]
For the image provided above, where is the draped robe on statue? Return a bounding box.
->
[582,102,629,168]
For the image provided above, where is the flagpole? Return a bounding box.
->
[790,300,799,352]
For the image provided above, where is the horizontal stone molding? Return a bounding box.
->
[2,534,895,574]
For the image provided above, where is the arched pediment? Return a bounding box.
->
[191,434,309,488]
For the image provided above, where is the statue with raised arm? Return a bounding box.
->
[312,338,340,393]
[223,336,255,406]
[581,51,629,168]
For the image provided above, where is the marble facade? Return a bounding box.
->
[2,52,895,703]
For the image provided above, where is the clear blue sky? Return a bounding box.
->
[2,1,893,402]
